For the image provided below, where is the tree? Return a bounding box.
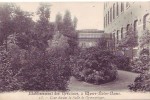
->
[0,3,16,50]
[139,30,150,48]
[98,36,108,50]
[47,31,69,57]
[62,10,78,55]
[34,3,54,50]
[117,26,138,59]
[55,13,63,32]
[118,26,138,48]
[73,16,78,29]
[12,7,34,34]
[37,3,51,20]
[62,10,74,36]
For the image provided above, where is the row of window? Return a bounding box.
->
[111,14,150,44]
[111,20,138,44]
[104,2,130,10]
[104,2,130,28]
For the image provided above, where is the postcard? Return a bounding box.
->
[0,1,150,100]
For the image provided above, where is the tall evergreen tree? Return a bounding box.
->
[73,16,78,29]
[62,10,74,37]
[55,13,63,32]
[34,3,54,50]
[62,10,78,55]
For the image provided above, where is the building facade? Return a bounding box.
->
[104,2,150,58]
[77,29,104,48]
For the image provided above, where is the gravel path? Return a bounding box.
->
[68,70,139,91]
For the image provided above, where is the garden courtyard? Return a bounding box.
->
[0,2,150,93]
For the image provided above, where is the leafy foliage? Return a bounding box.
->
[0,34,71,91]
[0,3,34,51]
[97,36,108,50]
[129,48,150,91]
[34,3,55,51]
[55,11,78,55]
[128,73,150,92]
[118,26,138,48]
[139,30,150,48]
[113,53,131,71]
[73,16,78,29]
[70,47,118,84]
[0,3,75,92]
[47,32,69,57]
[55,13,63,32]
[130,48,150,73]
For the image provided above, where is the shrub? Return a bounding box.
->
[0,33,71,91]
[113,52,131,71]
[20,52,71,91]
[0,47,71,91]
[71,47,118,85]
[130,59,149,73]
[130,48,150,73]
[128,73,150,91]
[128,48,150,91]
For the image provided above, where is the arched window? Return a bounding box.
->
[143,14,150,30]
[113,33,116,48]
[113,33,115,40]
[110,8,112,22]
[104,17,105,28]
[116,2,119,16]
[108,11,109,24]
[126,2,130,8]
[106,14,107,27]
[121,3,124,12]
[121,27,124,39]
[134,20,138,31]
[117,30,119,43]
[126,24,130,31]
[113,4,115,19]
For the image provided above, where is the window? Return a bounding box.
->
[121,28,123,38]
[105,14,107,26]
[104,17,105,28]
[143,14,150,30]
[108,11,109,24]
[121,3,124,12]
[134,20,138,31]
[110,8,112,22]
[126,2,130,8]
[116,2,119,16]
[117,30,119,43]
[113,33,116,47]
[113,4,115,19]
[126,24,130,31]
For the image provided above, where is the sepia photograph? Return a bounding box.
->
[0,1,150,100]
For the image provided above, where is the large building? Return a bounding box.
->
[77,29,104,48]
[104,2,150,58]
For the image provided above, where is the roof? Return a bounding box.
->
[77,29,104,33]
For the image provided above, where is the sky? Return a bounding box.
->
[16,2,104,30]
